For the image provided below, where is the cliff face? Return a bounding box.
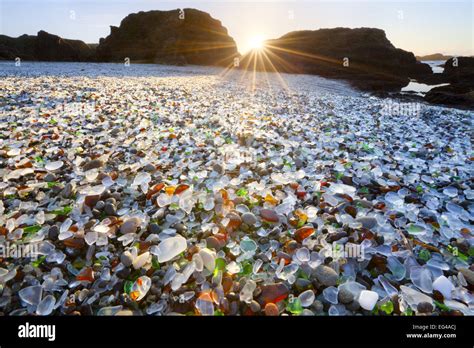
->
[0,31,94,62]
[240,28,432,91]
[96,9,239,66]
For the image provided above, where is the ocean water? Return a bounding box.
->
[401,81,449,96]
[400,60,448,95]
[423,60,445,74]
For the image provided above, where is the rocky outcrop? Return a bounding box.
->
[0,34,37,60]
[424,84,474,108]
[96,9,239,66]
[416,53,452,61]
[442,57,474,83]
[35,31,94,61]
[424,57,474,108]
[0,31,94,61]
[239,28,432,91]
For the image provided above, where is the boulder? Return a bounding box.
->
[424,57,474,109]
[424,84,474,109]
[442,57,474,84]
[96,8,239,66]
[240,28,432,91]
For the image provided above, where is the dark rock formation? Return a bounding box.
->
[0,34,37,60]
[424,57,474,109]
[0,31,94,61]
[35,31,94,61]
[96,8,238,66]
[442,57,474,83]
[239,28,432,91]
[424,84,474,108]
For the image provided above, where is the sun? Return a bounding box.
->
[248,35,265,50]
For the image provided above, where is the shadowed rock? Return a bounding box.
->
[424,57,474,109]
[35,31,94,61]
[96,8,239,66]
[0,34,37,60]
[0,31,94,62]
[442,56,474,83]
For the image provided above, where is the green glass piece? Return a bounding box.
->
[418,249,431,262]
[380,301,394,314]
[23,225,41,234]
[32,255,46,268]
[215,258,226,271]
[152,256,160,269]
[407,224,425,234]
[286,298,303,315]
[236,188,248,197]
[124,280,133,294]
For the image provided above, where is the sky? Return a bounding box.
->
[0,0,472,56]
